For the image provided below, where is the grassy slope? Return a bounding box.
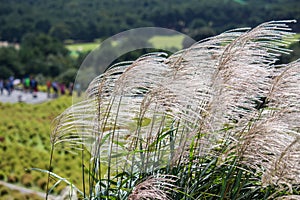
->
[0,96,87,197]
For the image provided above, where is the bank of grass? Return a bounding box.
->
[0,96,88,197]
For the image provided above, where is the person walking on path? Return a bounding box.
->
[59,83,66,95]
[68,82,74,96]
[75,83,81,97]
[30,77,38,98]
[5,80,11,95]
[52,81,59,98]
[24,76,30,93]
[0,79,4,95]
[46,80,51,98]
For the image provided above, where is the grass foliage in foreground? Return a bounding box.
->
[48,20,300,199]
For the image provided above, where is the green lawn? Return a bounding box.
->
[149,34,185,50]
[66,42,100,52]
[233,0,247,5]
[66,42,100,57]
[66,34,185,57]
[281,33,300,47]
[294,33,300,40]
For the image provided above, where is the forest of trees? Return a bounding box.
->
[0,0,300,80]
[1,0,300,42]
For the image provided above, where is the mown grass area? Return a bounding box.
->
[66,42,100,53]
[66,34,185,57]
[283,32,300,47]
[233,0,247,5]
[66,42,100,57]
[0,96,88,197]
[294,33,300,40]
[149,34,185,50]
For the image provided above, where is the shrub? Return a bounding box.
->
[0,185,10,196]
[37,177,48,190]
[21,173,33,187]
[7,174,19,183]
[0,171,6,181]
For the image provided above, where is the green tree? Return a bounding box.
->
[19,33,71,77]
[0,47,22,78]
[189,26,216,41]
[49,23,71,41]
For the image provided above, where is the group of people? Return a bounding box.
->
[23,76,39,97]
[0,76,82,99]
[0,76,39,99]
[46,80,80,98]
[0,76,15,96]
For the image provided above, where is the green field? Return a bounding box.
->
[233,0,247,5]
[66,42,100,52]
[66,42,100,57]
[66,34,185,57]
[294,33,300,40]
[0,96,88,197]
[283,33,300,46]
[149,34,185,50]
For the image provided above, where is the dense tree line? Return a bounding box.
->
[0,0,299,42]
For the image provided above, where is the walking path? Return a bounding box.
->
[0,90,49,104]
[0,180,57,199]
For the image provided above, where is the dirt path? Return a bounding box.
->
[0,181,58,199]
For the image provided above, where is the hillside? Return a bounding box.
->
[0,0,299,42]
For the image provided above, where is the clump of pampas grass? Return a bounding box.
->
[47,20,300,199]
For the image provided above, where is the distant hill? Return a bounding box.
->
[0,0,299,42]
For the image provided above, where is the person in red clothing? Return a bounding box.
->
[60,82,66,95]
